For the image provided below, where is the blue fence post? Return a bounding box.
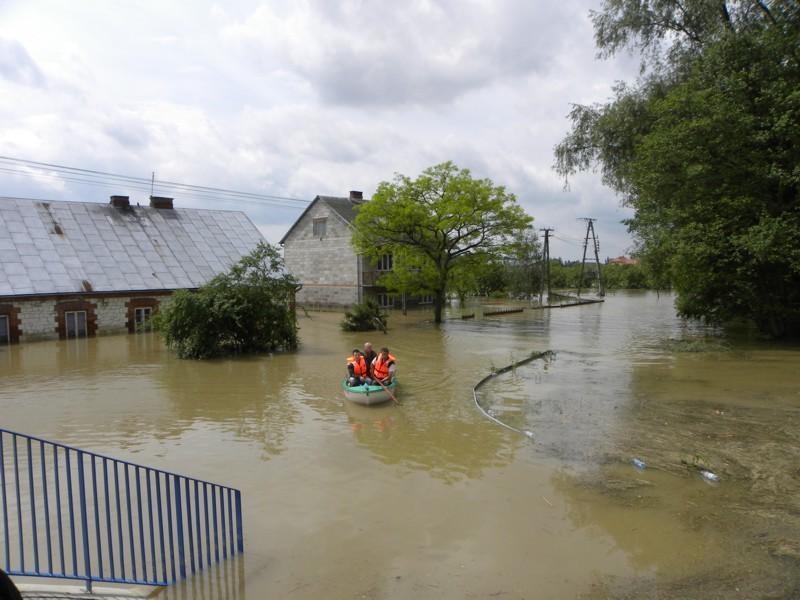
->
[165,474,175,582]
[0,432,9,572]
[40,443,52,574]
[26,438,39,574]
[90,455,103,580]
[174,476,186,580]
[13,434,24,573]
[66,448,78,577]
[185,478,196,576]
[53,446,65,576]
[76,451,92,591]
[235,490,244,553]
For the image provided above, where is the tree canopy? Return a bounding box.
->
[555,0,800,338]
[352,162,532,322]
[158,242,299,358]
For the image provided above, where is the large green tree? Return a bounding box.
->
[352,162,532,322]
[555,1,800,338]
[158,242,299,358]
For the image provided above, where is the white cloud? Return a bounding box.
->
[0,38,45,86]
[0,0,639,258]
[221,0,583,107]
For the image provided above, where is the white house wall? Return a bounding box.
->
[17,299,57,340]
[7,295,167,342]
[282,202,359,306]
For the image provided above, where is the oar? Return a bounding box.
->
[375,377,399,405]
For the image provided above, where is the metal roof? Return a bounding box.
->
[0,197,265,297]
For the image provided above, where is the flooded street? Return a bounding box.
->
[1,291,799,598]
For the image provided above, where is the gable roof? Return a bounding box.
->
[0,197,265,297]
[279,195,365,244]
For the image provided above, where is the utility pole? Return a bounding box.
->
[539,228,552,305]
[577,218,605,297]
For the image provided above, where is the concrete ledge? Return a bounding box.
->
[18,582,156,599]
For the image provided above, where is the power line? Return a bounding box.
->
[0,156,311,208]
[551,234,582,247]
[0,165,308,210]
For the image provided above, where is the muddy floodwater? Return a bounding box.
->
[1,291,799,599]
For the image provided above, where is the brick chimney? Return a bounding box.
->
[150,196,174,209]
[349,190,363,201]
[109,195,130,208]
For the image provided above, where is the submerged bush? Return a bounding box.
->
[341,300,387,332]
[157,242,299,359]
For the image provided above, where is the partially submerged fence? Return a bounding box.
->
[0,428,243,590]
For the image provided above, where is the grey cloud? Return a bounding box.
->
[0,38,46,87]
[229,0,583,107]
[104,123,150,150]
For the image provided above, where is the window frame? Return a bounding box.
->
[312,217,327,238]
[0,315,8,344]
[64,310,88,339]
[376,253,393,272]
[134,306,153,332]
[376,293,395,308]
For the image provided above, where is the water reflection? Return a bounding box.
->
[152,555,246,600]
[156,352,301,458]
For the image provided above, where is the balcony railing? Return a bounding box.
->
[361,270,389,287]
[0,428,243,590]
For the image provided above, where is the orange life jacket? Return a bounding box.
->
[347,354,368,377]
[372,353,396,381]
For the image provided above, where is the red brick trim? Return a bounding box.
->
[0,304,21,344]
[54,299,97,339]
[125,298,160,333]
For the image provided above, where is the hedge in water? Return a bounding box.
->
[341,299,388,332]
[157,242,299,358]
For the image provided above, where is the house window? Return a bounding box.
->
[64,311,88,339]
[0,315,8,344]
[376,253,393,271]
[126,298,159,334]
[134,307,153,332]
[312,218,327,238]
[417,294,434,305]
[377,293,394,308]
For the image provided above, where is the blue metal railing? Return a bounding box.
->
[0,428,243,589]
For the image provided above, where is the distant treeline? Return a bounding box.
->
[472,258,655,300]
[548,260,650,291]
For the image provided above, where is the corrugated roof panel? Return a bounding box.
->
[0,198,265,296]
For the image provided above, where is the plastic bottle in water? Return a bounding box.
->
[700,470,720,482]
[632,458,646,470]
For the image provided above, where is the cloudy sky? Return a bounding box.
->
[0,0,638,259]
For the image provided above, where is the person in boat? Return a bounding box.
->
[346,348,369,387]
[362,342,378,378]
[371,347,396,386]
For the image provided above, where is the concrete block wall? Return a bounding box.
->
[95,297,129,334]
[283,202,360,306]
[17,299,57,341]
[10,294,167,342]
